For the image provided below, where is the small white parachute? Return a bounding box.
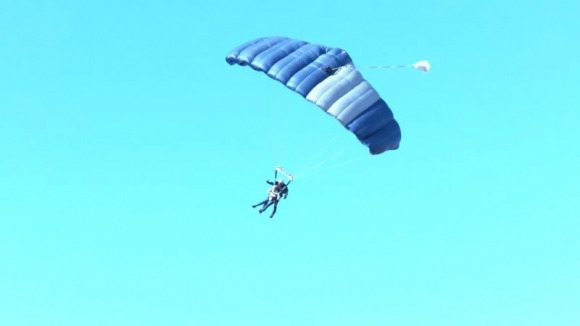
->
[413,60,431,73]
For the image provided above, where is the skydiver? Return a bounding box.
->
[252,180,289,218]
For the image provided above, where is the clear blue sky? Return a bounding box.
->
[1,1,579,325]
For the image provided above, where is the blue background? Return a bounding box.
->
[1,1,579,325]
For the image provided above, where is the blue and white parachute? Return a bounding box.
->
[225,36,402,155]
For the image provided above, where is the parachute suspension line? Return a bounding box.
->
[291,124,363,181]
[270,90,290,169]
[293,129,344,179]
[293,148,346,179]
[296,155,364,180]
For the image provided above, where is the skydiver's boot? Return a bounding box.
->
[269,213,274,218]
[258,209,264,214]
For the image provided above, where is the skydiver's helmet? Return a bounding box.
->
[277,180,285,185]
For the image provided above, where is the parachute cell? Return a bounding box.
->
[225,36,401,155]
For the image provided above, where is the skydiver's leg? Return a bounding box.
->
[270,202,278,218]
[258,199,274,213]
[253,199,268,209]
[262,200,274,211]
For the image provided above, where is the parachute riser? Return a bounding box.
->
[274,166,294,185]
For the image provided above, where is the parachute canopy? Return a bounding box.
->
[225,36,401,155]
